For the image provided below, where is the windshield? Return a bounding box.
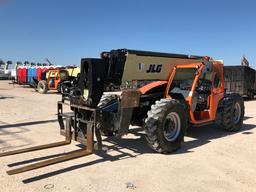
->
[60,71,68,80]
[171,68,196,90]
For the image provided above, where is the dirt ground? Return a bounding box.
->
[0,80,255,192]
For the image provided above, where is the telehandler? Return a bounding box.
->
[0,49,244,175]
[33,67,79,94]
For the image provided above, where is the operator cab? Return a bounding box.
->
[168,61,224,123]
[48,70,69,88]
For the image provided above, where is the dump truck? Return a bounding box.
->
[0,49,244,175]
[223,65,256,100]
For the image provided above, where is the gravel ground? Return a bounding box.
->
[0,80,256,192]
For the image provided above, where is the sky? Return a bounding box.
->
[0,0,255,68]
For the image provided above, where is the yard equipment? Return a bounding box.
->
[33,68,77,94]
[0,49,244,175]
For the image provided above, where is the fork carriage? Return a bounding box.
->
[0,96,102,175]
[58,97,103,150]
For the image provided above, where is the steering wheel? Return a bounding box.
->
[183,85,192,91]
[197,79,211,93]
[180,82,192,91]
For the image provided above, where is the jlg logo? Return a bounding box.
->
[146,64,162,73]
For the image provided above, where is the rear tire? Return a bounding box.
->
[144,99,188,154]
[217,93,244,131]
[37,80,48,94]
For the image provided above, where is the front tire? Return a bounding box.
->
[37,80,48,94]
[144,99,188,154]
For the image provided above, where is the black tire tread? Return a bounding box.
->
[37,80,48,94]
[218,93,244,131]
[144,99,187,154]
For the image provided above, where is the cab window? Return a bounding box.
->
[49,72,56,78]
[213,66,220,88]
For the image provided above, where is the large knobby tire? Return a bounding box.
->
[97,94,118,136]
[37,80,48,94]
[144,99,188,154]
[218,93,244,131]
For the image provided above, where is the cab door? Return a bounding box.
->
[48,71,59,89]
[209,63,225,119]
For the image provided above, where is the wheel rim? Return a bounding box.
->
[163,112,181,142]
[234,102,241,124]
